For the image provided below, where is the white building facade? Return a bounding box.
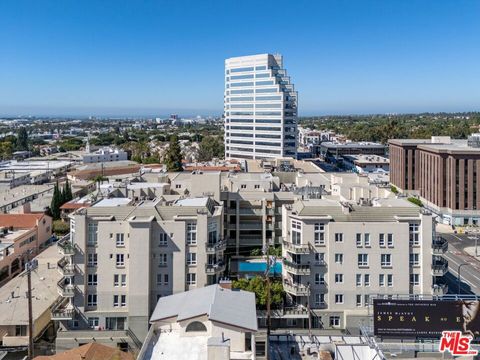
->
[224,54,298,160]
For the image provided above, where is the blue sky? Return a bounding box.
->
[0,0,479,116]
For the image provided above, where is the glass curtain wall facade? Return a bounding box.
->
[224,54,298,159]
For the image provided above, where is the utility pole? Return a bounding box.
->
[27,264,34,360]
[263,245,276,360]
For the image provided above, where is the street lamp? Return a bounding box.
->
[457,263,470,294]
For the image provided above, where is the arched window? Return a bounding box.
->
[186,321,207,332]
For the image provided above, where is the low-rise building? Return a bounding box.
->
[35,343,134,360]
[315,141,387,160]
[342,155,389,174]
[83,147,128,164]
[0,212,53,285]
[0,171,31,189]
[0,245,61,347]
[138,284,257,360]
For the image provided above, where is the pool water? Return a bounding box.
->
[238,261,282,274]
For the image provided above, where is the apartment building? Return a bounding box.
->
[0,212,52,285]
[53,196,225,351]
[390,135,480,225]
[280,198,447,330]
[224,54,298,160]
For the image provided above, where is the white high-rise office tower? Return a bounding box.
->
[224,54,298,159]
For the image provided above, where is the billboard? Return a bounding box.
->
[373,299,480,338]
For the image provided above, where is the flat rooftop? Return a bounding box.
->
[0,245,62,326]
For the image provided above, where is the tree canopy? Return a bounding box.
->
[197,135,224,161]
[232,276,284,308]
[164,135,183,172]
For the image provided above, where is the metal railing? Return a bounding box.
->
[205,263,226,274]
[432,236,448,254]
[57,279,75,297]
[205,239,227,253]
[283,259,311,275]
[57,234,74,256]
[282,239,310,254]
[283,281,310,296]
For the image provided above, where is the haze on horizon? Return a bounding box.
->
[0,0,479,117]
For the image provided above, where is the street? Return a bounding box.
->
[440,232,480,294]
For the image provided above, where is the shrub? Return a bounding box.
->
[407,197,423,207]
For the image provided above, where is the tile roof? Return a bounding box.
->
[34,343,135,360]
[0,213,45,229]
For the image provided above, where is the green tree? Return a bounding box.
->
[17,127,28,151]
[50,182,62,220]
[164,135,183,172]
[62,179,73,203]
[197,136,224,161]
[0,142,13,160]
[232,276,284,308]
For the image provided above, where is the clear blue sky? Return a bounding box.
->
[0,0,479,116]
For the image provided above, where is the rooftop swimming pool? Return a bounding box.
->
[238,261,282,274]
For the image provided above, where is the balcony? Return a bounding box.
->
[58,237,75,256]
[51,298,75,320]
[58,257,75,276]
[432,283,448,296]
[432,258,448,276]
[282,240,310,255]
[283,281,310,297]
[57,279,75,298]
[205,262,226,274]
[432,236,448,255]
[205,239,227,253]
[283,259,310,276]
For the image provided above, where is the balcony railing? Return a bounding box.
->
[57,236,75,256]
[283,281,310,297]
[51,297,76,320]
[432,258,448,276]
[57,279,75,298]
[282,240,310,255]
[57,257,75,276]
[432,283,448,296]
[205,262,226,274]
[432,236,448,255]
[283,259,310,276]
[205,239,227,253]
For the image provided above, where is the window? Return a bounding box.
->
[106,317,126,331]
[116,233,125,247]
[240,184,246,189]
[387,274,393,287]
[88,317,99,328]
[121,295,127,307]
[314,223,325,245]
[254,184,260,189]
[315,293,325,306]
[87,294,97,307]
[379,233,385,247]
[156,274,163,285]
[335,233,343,242]
[364,274,370,286]
[335,274,344,283]
[335,294,344,304]
[159,232,168,246]
[186,273,196,285]
[329,316,340,327]
[87,274,97,286]
[410,274,420,285]
[364,294,370,307]
[356,294,362,307]
[410,253,419,266]
[364,233,371,247]
[315,253,325,265]
[379,274,385,287]
[315,273,325,285]
[387,234,394,247]
[121,274,127,287]
[175,184,181,189]
[409,223,420,245]
[291,220,302,245]
[356,233,362,247]
[87,223,98,246]
[358,254,369,267]
[164,274,169,285]
[356,274,362,286]
[381,254,392,267]
[87,253,97,267]
[334,253,343,264]
[186,321,207,332]
[114,274,120,287]
[187,252,197,266]
[186,222,197,245]
[159,253,168,267]
[113,295,119,307]
[116,254,125,267]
